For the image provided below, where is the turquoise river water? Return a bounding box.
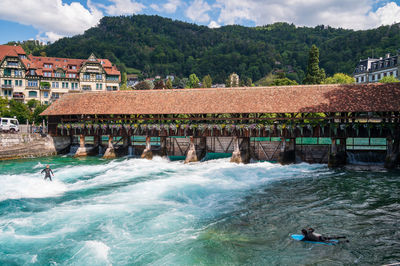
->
[0,156,399,265]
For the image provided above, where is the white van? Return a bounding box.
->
[0,117,20,133]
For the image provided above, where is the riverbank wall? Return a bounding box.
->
[0,133,70,160]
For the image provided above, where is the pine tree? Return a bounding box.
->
[303,45,325,84]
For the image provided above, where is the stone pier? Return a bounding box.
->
[328,138,347,167]
[230,137,250,164]
[74,135,89,157]
[103,135,117,159]
[384,137,399,169]
[278,138,296,165]
[141,136,153,160]
[184,136,206,163]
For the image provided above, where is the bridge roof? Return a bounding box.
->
[41,83,400,116]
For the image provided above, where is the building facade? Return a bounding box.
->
[0,45,120,104]
[354,52,399,84]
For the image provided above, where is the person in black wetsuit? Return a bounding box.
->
[41,165,54,181]
[301,228,347,243]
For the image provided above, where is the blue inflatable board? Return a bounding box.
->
[291,234,339,245]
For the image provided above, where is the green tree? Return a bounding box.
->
[188,73,200,88]
[7,100,31,124]
[179,78,189,89]
[245,77,253,87]
[166,78,173,89]
[202,74,212,88]
[324,73,355,84]
[27,99,40,111]
[303,45,325,84]
[32,104,49,124]
[271,77,298,86]
[120,72,128,90]
[0,97,9,117]
[379,75,400,83]
[134,80,153,90]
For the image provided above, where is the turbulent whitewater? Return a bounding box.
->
[0,157,399,265]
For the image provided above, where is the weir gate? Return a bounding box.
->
[41,83,400,168]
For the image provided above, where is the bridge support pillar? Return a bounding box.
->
[185,136,206,163]
[230,136,250,164]
[74,135,90,157]
[141,136,153,160]
[103,135,117,159]
[328,138,347,167]
[278,138,296,165]
[385,137,399,169]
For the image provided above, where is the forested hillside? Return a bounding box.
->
[39,15,400,83]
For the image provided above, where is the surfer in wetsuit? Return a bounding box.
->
[301,228,347,243]
[41,165,54,181]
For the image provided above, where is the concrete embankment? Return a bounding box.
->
[0,133,70,160]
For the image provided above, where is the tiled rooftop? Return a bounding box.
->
[41,83,400,116]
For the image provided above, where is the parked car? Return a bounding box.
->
[0,117,20,133]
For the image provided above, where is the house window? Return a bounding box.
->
[4,69,11,76]
[7,61,18,67]
[14,70,22,77]
[44,72,52,77]
[55,72,61,77]
[28,91,37,98]
[390,72,393,76]
[82,85,91,91]
[44,91,49,98]
[96,74,102,80]
[44,64,53,69]
[378,74,381,80]
[96,83,103,90]
[4,90,12,97]
[384,73,387,77]
[83,74,90,80]
[30,70,35,75]
[52,82,59,88]
[28,80,38,87]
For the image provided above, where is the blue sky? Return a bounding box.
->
[1,0,400,44]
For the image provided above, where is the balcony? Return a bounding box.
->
[12,92,24,100]
[40,86,51,90]
[1,84,14,89]
[27,85,39,89]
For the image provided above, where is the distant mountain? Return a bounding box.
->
[41,15,400,83]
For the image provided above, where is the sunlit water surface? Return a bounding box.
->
[0,156,399,265]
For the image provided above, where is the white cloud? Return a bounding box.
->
[0,0,103,42]
[214,0,400,30]
[208,21,220,28]
[151,0,181,13]
[104,0,145,16]
[185,0,212,23]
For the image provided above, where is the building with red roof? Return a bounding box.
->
[0,45,120,104]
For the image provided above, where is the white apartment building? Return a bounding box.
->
[354,52,399,84]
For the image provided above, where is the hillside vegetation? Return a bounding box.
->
[29,15,400,83]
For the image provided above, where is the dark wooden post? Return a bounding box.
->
[278,137,296,165]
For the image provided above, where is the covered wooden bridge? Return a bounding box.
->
[41,83,400,167]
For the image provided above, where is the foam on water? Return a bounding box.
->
[4,156,376,265]
[0,173,67,201]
